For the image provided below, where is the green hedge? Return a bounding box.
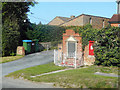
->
[68,24,98,51]
[68,25,119,67]
[26,24,65,42]
[94,26,120,67]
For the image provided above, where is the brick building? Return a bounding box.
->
[109,0,120,27]
[48,14,110,29]
[53,1,118,67]
[55,29,95,67]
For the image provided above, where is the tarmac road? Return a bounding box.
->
[2,50,54,76]
[1,50,55,89]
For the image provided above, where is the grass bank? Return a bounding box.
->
[6,63,67,78]
[0,55,24,63]
[6,63,118,88]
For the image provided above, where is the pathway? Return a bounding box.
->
[30,68,73,78]
[94,72,120,77]
[1,50,55,88]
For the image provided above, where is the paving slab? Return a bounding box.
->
[31,68,73,78]
[94,72,120,77]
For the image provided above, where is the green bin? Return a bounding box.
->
[22,40,32,54]
[31,41,35,53]
[32,39,39,52]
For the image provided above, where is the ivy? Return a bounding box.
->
[94,26,120,67]
[72,24,99,51]
[67,24,120,67]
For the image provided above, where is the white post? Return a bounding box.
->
[47,45,48,51]
[54,49,56,64]
[75,52,77,69]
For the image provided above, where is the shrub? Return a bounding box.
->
[68,25,120,67]
[25,24,65,42]
[94,26,120,67]
[73,24,98,51]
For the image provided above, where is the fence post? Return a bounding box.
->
[54,49,56,64]
[75,52,77,69]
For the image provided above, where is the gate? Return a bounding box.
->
[54,49,62,66]
[54,49,84,68]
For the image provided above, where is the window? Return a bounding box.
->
[68,41,76,58]
[103,20,105,28]
[89,18,92,25]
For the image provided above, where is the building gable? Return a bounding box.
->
[82,14,110,29]
[48,16,71,26]
[48,17,65,25]
[48,14,110,29]
[61,15,84,26]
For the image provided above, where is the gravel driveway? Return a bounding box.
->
[1,50,56,89]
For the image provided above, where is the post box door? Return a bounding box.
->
[89,41,94,55]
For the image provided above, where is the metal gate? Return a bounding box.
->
[54,49,84,68]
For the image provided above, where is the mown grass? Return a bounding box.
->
[6,63,118,88]
[29,66,118,88]
[6,62,67,78]
[0,55,24,63]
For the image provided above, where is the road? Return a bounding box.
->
[1,50,55,89]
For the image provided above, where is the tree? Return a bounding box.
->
[2,2,36,56]
[25,24,65,42]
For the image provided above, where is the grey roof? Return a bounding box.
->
[48,14,110,25]
[59,14,110,26]
[47,16,72,25]
[57,16,71,22]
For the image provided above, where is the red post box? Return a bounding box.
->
[89,41,94,55]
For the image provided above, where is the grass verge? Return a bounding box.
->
[6,64,118,88]
[0,55,24,63]
[6,62,67,78]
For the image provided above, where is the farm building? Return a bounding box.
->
[48,14,110,29]
[109,0,120,27]
[53,0,120,67]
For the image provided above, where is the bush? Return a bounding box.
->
[68,25,120,67]
[25,24,65,42]
[73,24,98,51]
[94,26,120,67]
[2,17,20,56]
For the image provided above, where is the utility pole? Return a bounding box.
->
[116,0,120,14]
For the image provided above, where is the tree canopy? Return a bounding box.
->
[2,2,36,56]
[25,23,65,42]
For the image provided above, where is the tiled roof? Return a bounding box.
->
[48,14,110,25]
[59,14,110,26]
[109,14,120,23]
[57,16,71,22]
